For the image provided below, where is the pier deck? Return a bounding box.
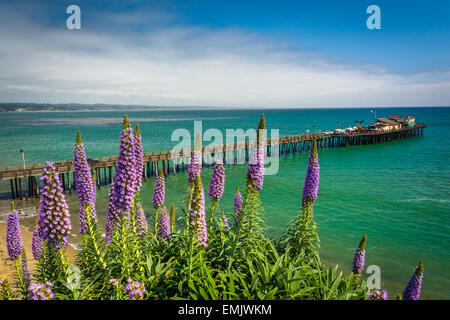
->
[0,124,426,199]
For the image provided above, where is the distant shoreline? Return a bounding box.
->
[1,104,449,113]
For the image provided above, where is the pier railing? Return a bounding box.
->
[0,123,426,200]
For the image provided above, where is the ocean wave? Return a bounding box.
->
[0,207,38,223]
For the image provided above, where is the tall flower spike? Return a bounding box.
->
[73,130,97,234]
[32,223,43,260]
[208,160,225,201]
[402,261,424,300]
[233,187,243,224]
[152,170,165,209]
[302,137,320,206]
[189,175,208,247]
[188,133,202,182]
[110,115,137,221]
[170,203,176,232]
[20,251,31,287]
[6,202,23,260]
[246,114,265,191]
[352,234,367,275]
[105,182,119,242]
[157,206,171,239]
[222,211,229,233]
[134,124,144,192]
[37,162,72,249]
[134,203,148,237]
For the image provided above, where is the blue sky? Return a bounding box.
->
[0,0,449,107]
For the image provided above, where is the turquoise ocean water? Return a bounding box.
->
[0,107,449,299]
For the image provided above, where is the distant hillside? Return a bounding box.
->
[0,103,217,112]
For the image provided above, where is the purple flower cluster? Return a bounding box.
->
[188,134,202,182]
[352,234,367,275]
[124,279,146,300]
[29,282,54,300]
[6,203,23,260]
[37,162,72,249]
[158,206,171,239]
[134,124,144,192]
[189,175,208,247]
[108,278,119,287]
[246,115,265,192]
[110,116,137,219]
[222,212,229,233]
[402,261,423,300]
[152,170,165,208]
[73,131,97,234]
[134,203,148,237]
[21,252,31,286]
[301,138,320,206]
[32,224,43,260]
[105,182,119,242]
[369,289,388,300]
[233,187,244,224]
[246,144,265,191]
[208,160,225,201]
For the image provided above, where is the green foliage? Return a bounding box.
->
[11,169,368,301]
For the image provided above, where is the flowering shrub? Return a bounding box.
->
[1,114,424,301]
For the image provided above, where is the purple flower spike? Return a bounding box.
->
[108,115,137,225]
[32,224,43,260]
[73,131,97,234]
[222,212,229,233]
[402,261,424,300]
[189,175,208,247]
[352,234,367,275]
[152,170,165,209]
[188,133,202,182]
[134,203,148,237]
[208,160,225,201]
[21,252,31,286]
[369,289,388,300]
[124,279,145,300]
[233,187,244,224]
[37,162,72,249]
[157,206,171,239]
[134,124,144,192]
[302,138,320,206]
[105,182,119,242]
[28,282,54,300]
[6,202,23,260]
[246,114,265,191]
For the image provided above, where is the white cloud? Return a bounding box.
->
[0,5,449,107]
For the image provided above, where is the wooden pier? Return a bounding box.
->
[0,124,426,200]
